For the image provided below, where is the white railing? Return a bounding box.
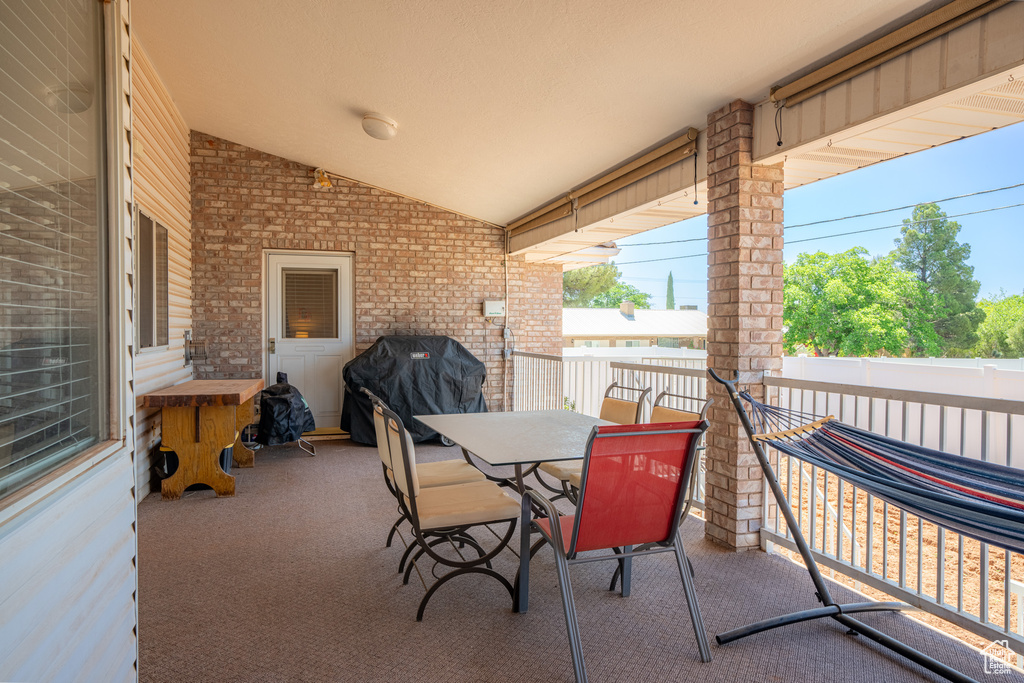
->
[512,351,709,508]
[511,352,564,411]
[762,376,1024,656]
[512,352,707,418]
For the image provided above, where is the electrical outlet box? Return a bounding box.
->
[483,300,506,316]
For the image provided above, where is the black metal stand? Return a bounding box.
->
[708,369,979,683]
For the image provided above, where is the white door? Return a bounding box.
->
[266,252,354,430]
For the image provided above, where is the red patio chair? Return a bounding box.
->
[516,420,712,682]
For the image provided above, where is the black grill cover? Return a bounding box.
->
[341,335,487,445]
[256,372,316,446]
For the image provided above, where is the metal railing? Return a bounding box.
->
[762,376,1024,656]
[511,352,564,411]
[512,351,709,508]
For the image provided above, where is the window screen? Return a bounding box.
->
[0,1,108,497]
[283,269,338,339]
[137,210,169,348]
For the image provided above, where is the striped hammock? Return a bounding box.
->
[741,393,1024,555]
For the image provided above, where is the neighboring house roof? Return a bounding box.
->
[563,308,708,337]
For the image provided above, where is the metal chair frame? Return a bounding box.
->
[532,381,652,499]
[607,391,714,593]
[363,389,480,580]
[383,404,519,621]
[516,422,712,682]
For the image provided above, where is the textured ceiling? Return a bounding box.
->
[132,0,942,226]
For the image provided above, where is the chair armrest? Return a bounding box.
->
[523,489,560,519]
[522,489,569,552]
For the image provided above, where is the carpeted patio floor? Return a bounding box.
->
[137,439,1023,682]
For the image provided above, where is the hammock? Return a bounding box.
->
[743,393,1024,555]
[706,368,1018,683]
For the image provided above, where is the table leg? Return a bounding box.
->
[233,396,256,468]
[160,405,236,500]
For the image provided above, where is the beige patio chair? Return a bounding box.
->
[535,382,650,501]
[382,404,520,620]
[363,388,484,552]
[570,390,713,490]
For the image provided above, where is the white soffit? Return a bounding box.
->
[781,77,1024,189]
[130,0,941,227]
[530,72,1024,266]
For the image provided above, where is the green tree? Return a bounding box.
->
[666,271,675,310]
[783,248,940,357]
[592,283,653,309]
[562,263,620,307]
[892,203,985,355]
[973,292,1024,358]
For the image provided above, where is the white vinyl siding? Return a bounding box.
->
[130,35,192,499]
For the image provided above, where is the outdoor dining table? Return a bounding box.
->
[414,409,612,493]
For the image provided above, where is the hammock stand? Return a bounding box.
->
[708,368,996,683]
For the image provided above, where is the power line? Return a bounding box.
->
[615,252,706,266]
[785,181,1024,230]
[611,201,1024,266]
[617,235,705,247]
[786,202,1024,246]
[614,181,1024,247]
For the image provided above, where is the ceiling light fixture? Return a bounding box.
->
[362,112,398,141]
[44,84,92,114]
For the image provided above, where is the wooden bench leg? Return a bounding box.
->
[161,405,236,500]
[233,396,256,468]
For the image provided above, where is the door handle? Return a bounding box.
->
[269,338,276,354]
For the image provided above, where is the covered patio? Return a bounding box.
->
[137,439,1019,682]
[4,1,1024,681]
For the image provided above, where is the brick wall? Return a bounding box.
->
[704,100,784,550]
[189,132,563,409]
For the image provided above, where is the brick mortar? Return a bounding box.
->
[189,131,563,410]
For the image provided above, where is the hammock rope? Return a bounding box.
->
[741,392,1024,554]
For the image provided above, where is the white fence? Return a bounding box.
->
[784,355,1024,401]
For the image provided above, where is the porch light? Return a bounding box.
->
[362,112,398,140]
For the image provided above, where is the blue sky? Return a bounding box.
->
[614,120,1024,311]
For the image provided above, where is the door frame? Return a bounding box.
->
[261,249,356,384]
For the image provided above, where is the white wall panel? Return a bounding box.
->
[0,449,137,683]
[130,36,193,498]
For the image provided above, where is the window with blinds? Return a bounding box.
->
[282,269,338,339]
[0,1,108,498]
[137,210,169,348]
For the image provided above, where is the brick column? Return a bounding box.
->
[704,100,784,551]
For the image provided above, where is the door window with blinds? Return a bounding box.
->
[282,269,338,339]
[136,209,169,348]
[0,1,108,498]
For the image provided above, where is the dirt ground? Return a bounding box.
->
[766,455,1024,668]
